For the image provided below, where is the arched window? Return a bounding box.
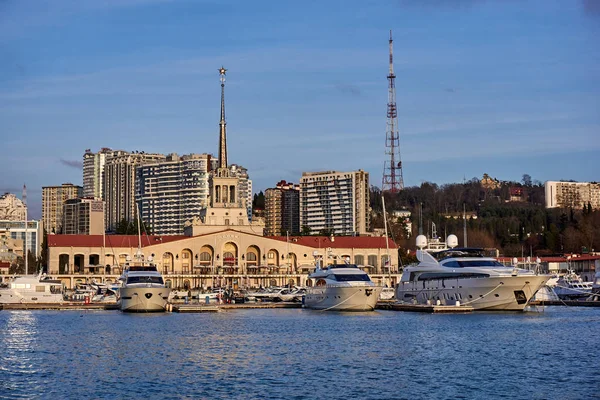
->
[199,252,212,263]
[355,255,364,265]
[367,255,378,268]
[223,252,235,266]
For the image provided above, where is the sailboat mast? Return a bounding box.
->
[382,196,391,282]
[23,184,28,275]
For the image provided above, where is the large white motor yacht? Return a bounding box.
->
[304,261,382,311]
[118,251,171,312]
[396,235,549,311]
[0,271,64,304]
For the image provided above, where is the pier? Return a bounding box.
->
[0,302,119,311]
[376,301,474,313]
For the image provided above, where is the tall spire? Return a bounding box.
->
[218,66,228,170]
[382,30,404,193]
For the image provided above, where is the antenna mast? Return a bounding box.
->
[382,30,404,193]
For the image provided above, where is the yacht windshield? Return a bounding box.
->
[333,274,370,282]
[126,276,164,285]
[443,260,505,268]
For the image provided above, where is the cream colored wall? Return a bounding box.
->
[48,232,399,276]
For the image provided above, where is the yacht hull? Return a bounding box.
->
[0,290,64,304]
[119,287,171,312]
[304,285,382,311]
[396,275,548,311]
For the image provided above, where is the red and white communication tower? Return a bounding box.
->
[381,30,404,193]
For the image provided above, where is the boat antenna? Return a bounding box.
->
[463,203,468,247]
[418,203,423,236]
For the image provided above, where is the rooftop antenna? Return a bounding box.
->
[382,30,404,193]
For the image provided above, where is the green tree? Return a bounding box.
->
[252,191,265,210]
[115,218,152,235]
[300,225,311,236]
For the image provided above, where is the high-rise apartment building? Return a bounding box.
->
[229,164,253,220]
[83,148,119,199]
[42,183,83,234]
[62,198,105,235]
[103,152,165,232]
[136,153,212,235]
[0,193,26,221]
[545,181,600,209]
[265,181,300,236]
[300,170,370,236]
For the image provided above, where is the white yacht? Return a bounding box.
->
[395,235,549,311]
[553,271,593,300]
[304,261,382,311]
[0,271,64,304]
[118,251,171,312]
[587,272,600,301]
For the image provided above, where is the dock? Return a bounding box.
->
[530,300,600,307]
[171,302,302,313]
[376,301,474,313]
[0,302,119,311]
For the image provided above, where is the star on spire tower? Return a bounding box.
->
[218,66,228,171]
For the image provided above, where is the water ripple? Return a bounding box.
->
[0,307,599,399]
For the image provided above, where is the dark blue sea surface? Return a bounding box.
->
[0,306,598,399]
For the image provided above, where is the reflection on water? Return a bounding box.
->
[0,307,599,399]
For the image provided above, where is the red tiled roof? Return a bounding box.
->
[48,234,187,248]
[47,233,397,250]
[268,235,397,249]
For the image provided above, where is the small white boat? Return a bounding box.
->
[587,272,600,301]
[553,271,593,300]
[0,271,64,304]
[304,261,382,311]
[379,287,395,301]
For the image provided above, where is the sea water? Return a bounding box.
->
[1,306,598,399]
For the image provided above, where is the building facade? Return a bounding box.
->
[103,152,166,232]
[136,153,212,235]
[0,193,26,221]
[83,148,118,199]
[0,220,43,259]
[265,181,300,236]
[62,198,105,235]
[46,231,399,289]
[545,181,600,209]
[229,164,253,221]
[300,170,370,236]
[42,183,83,234]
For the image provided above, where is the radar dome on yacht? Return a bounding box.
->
[416,235,427,249]
[148,256,153,262]
[446,235,458,248]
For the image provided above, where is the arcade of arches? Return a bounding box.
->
[46,231,399,289]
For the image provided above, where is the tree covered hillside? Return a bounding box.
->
[373,175,599,258]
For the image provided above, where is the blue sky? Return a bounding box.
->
[1,0,599,218]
